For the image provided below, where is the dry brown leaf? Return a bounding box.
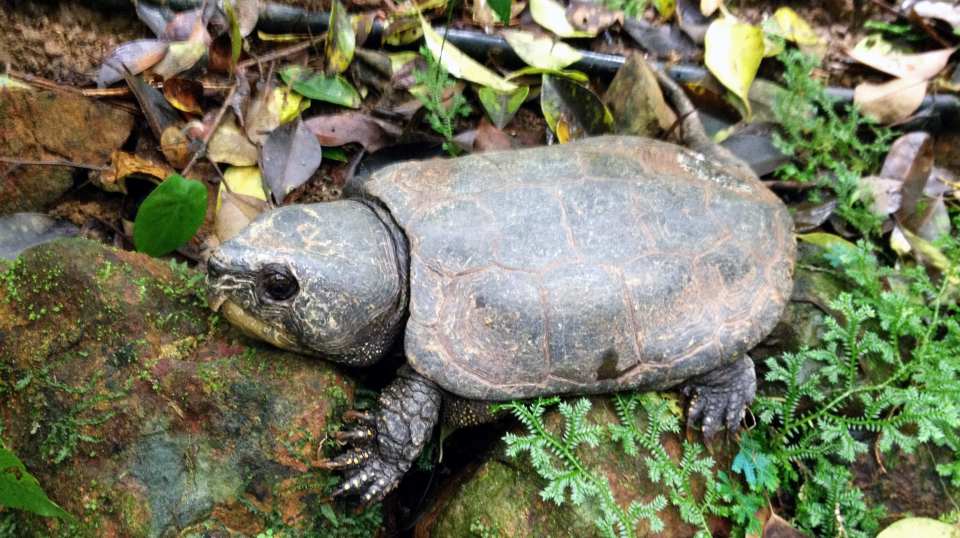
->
[603,52,677,137]
[96,40,168,87]
[474,119,514,152]
[304,112,402,152]
[163,78,204,114]
[566,1,623,35]
[97,151,174,193]
[854,77,928,124]
[860,175,903,216]
[882,132,934,230]
[208,114,259,166]
[160,126,193,169]
[847,44,955,81]
[216,190,268,242]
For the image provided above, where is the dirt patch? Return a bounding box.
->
[0,0,146,85]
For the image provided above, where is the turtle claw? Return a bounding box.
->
[319,448,371,470]
[684,356,756,439]
[334,426,377,444]
[324,368,442,504]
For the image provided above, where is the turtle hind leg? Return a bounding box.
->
[323,366,441,504]
[683,355,757,439]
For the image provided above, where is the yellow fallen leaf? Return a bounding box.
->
[419,14,518,92]
[877,517,960,538]
[854,77,928,124]
[530,0,595,38]
[704,16,764,119]
[796,232,858,253]
[216,189,268,242]
[217,166,267,212]
[773,7,823,46]
[501,30,584,70]
[153,40,206,79]
[700,0,722,17]
[208,114,259,166]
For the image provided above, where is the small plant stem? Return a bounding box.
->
[0,157,109,171]
[181,81,239,177]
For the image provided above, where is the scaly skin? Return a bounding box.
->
[323,366,441,503]
[683,355,757,438]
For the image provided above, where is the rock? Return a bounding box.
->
[0,213,77,260]
[0,239,378,536]
[0,88,133,215]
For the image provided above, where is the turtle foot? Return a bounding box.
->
[322,367,441,504]
[683,356,756,439]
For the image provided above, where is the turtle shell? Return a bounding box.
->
[363,136,795,400]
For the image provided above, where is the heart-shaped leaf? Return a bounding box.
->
[134,173,208,257]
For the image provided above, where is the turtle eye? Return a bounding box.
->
[259,264,299,302]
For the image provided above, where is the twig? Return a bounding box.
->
[0,157,109,171]
[236,35,326,70]
[180,81,239,177]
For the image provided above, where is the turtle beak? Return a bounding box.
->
[208,292,227,312]
[206,256,230,312]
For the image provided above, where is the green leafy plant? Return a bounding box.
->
[496,397,666,538]
[743,237,960,537]
[414,45,472,156]
[0,444,71,520]
[773,49,895,234]
[133,173,208,257]
[608,393,726,537]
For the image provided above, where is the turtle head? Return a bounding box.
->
[207,201,408,367]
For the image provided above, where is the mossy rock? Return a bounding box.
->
[419,396,735,537]
[0,239,374,536]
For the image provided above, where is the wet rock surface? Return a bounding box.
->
[0,239,368,536]
[0,89,133,215]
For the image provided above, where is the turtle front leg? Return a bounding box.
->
[683,355,756,439]
[322,366,441,503]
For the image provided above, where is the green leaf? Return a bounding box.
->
[133,173,208,257]
[319,503,339,526]
[478,85,529,129]
[0,446,72,519]
[323,147,349,162]
[540,74,612,142]
[282,66,362,108]
[325,0,356,74]
[223,0,242,72]
[489,0,512,23]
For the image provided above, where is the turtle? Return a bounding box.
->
[205,71,796,504]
